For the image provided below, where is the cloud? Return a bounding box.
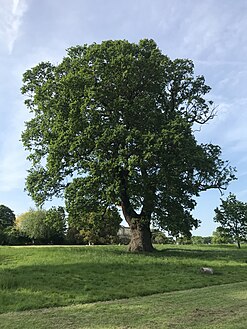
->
[165,0,247,63]
[0,0,28,53]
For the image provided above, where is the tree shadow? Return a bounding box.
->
[0,245,246,313]
[107,245,247,264]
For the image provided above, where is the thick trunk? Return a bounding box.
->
[128,221,154,252]
[119,168,154,252]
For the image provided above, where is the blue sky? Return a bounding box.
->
[0,0,247,236]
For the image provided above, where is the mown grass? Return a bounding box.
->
[0,244,246,316]
[0,281,246,328]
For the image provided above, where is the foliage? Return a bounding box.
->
[212,226,234,245]
[16,209,47,243]
[202,236,212,244]
[175,236,192,245]
[214,193,247,248]
[0,226,30,245]
[0,205,15,230]
[152,230,167,244]
[151,230,174,244]
[21,39,236,251]
[0,205,17,245]
[44,207,66,243]
[67,207,121,244]
[65,227,85,245]
[191,235,204,244]
[16,207,66,244]
[191,236,212,244]
[0,230,6,245]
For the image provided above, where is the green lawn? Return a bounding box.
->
[1,281,246,329]
[0,244,246,328]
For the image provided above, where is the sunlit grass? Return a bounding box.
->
[0,281,246,329]
[0,244,246,314]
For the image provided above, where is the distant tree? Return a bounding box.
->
[67,207,121,245]
[0,205,16,245]
[191,236,204,244]
[191,236,212,244]
[66,227,85,245]
[16,209,46,243]
[45,207,66,243]
[0,205,15,229]
[1,226,30,245]
[16,207,66,244]
[21,39,236,252]
[176,236,192,245]
[151,230,169,244]
[211,226,233,245]
[202,236,212,244]
[0,231,6,245]
[214,193,247,248]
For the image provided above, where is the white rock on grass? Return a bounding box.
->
[200,267,214,274]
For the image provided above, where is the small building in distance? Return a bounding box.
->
[117,226,131,244]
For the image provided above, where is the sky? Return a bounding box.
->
[0,0,247,236]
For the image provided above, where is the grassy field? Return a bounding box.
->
[0,244,246,328]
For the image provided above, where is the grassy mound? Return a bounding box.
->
[0,244,246,328]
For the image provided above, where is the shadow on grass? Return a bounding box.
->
[161,248,246,261]
[106,244,247,264]
[0,248,247,313]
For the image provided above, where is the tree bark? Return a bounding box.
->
[119,168,154,252]
[128,221,154,252]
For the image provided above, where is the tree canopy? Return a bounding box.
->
[0,205,15,229]
[214,193,247,248]
[211,227,234,245]
[16,207,66,244]
[67,207,121,245]
[21,39,236,251]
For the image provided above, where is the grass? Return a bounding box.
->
[0,244,246,328]
[0,281,246,329]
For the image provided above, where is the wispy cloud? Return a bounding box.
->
[0,0,28,53]
[168,0,247,63]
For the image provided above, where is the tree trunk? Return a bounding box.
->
[119,168,154,252]
[237,240,241,249]
[128,221,154,252]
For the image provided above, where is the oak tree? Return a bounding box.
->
[21,39,235,252]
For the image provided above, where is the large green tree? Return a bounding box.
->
[214,194,247,248]
[21,39,235,252]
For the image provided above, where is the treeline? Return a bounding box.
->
[0,205,121,246]
[0,204,239,247]
[151,229,238,245]
[152,229,239,245]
